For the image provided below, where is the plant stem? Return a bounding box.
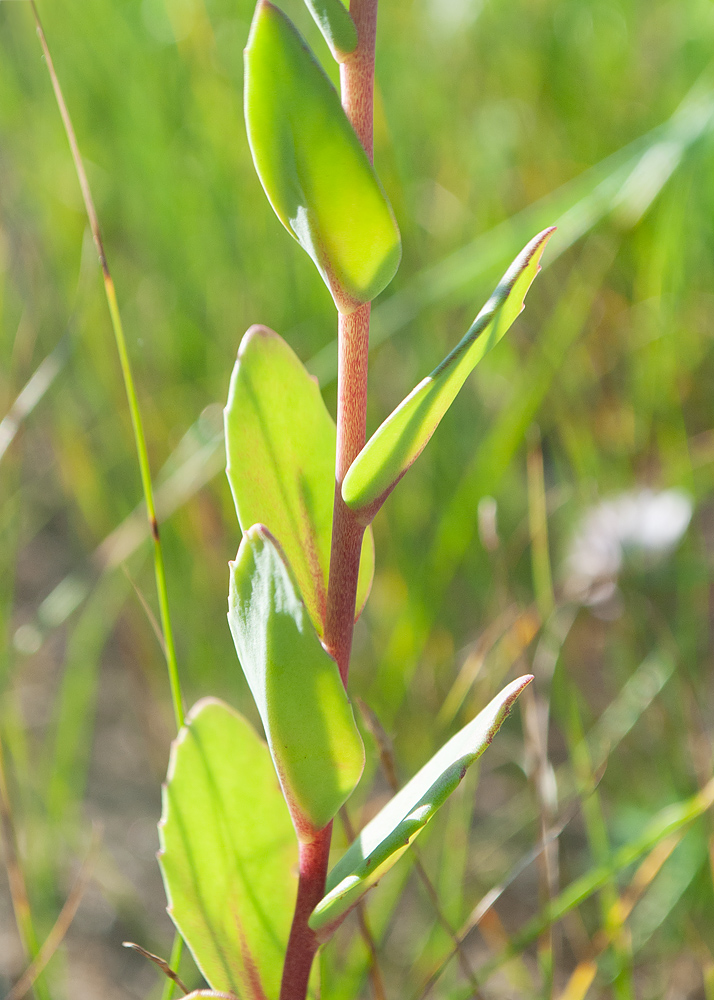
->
[325,306,370,682]
[325,0,379,681]
[281,3,379,997]
[30,2,185,732]
[279,825,332,1000]
[340,0,377,161]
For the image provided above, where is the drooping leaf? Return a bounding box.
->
[342,228,555,520]
[303,0,357,61]
[224,325,374,637]
[244,1,401,314]
[159,698,296,1000]
[228,525,365,839]
[309,676,533,937]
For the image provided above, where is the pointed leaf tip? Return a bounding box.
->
[309,675,533,937]
[342,228,555,520]
[228,526,365,839]
[244,1,401,313]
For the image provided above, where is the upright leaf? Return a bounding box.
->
[228,525,365,839]
[303,0,357,62]
[342,228,555,520]
[244,0,401,313]
[224,324,374,637]
[309,676,533,937]
[159,698,296,1000]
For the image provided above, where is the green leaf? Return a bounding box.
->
[303,0,357,61]
[308,676,532,937]
[224,325,374,637]
[228,525,365,839]
[342,228,555,519]
[159,698,297,1000]
[244,0,401,314]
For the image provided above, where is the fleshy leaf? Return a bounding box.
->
[303,0,357,61]
[228,525,365,839]
[244,0,401,314]
[342,228,555,520]
[224,325,374,637]
[159,698,296,1000]
[309,676,533,937]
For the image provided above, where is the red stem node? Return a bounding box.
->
[279,824,332,1000]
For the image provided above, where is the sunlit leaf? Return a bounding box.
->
[159,698,296,999]
[228,525,365,839]
[244,0,401,313]
[309,676,532,937]
[303,0,357,61]
[342,228,555,520]
[224,325,374,636]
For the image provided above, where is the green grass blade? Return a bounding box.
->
[307,83,714,386]
[374,237,616,715]
[439,777,714,997]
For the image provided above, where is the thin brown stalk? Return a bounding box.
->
[122,943,190,996]
[0,739,49,1000]
[5,832,100,1000]
[417,803,580,1000]
[522,682,559,993]
[525,433,559,995]
[121,945,238,1000]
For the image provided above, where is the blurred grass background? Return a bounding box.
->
[2,0,714,996]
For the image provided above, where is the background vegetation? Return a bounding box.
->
[1,0,714,996]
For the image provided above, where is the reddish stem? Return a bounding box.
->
[280,1,378,995]
[325,306,370,682]
[279,825,332,1000]
[325,0,379,679]
[339,0,377,161]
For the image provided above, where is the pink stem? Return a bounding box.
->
[339,0,377,161]
[280,2,378,996]
[325,306,370,682]
[325,0,379,680]
[279,825,332,1000]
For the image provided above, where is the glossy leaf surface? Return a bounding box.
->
[159,698,296,1000]
[303,0,357,61]
[228,525,365,839]
[224,325,374,636]
[309,676,533,936]
[342,228,555,519]
[244,1,401,313]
